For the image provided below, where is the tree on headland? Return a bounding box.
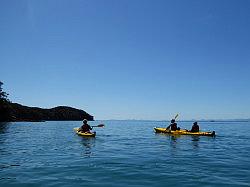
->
[0,81,9,102]
[0,81,11,121]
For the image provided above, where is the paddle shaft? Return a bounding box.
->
[91,124,105,128]
[174,114,179,120]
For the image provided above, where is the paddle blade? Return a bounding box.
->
[174,114,179,120]
[97,124,105,127]
[92,124,104,127]
[92,124,105,128]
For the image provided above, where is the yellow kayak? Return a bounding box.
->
[74,128,96,137]
[154,127,215,137]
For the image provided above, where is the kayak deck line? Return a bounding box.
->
[74,127,96,137]
[154,127,215,137]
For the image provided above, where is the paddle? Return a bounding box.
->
[174,114,179,120]
[77,124,104,132]
[91,124,105,128]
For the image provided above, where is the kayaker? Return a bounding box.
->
[79,119,92,133]
[166,119,180,131]
[190,121,199,132]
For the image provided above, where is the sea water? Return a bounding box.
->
[0,120,249,186]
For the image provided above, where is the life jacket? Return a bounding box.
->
[170,123,178,131]
[81,124,92,132]
[191,124,199,132]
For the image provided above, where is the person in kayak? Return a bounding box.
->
[79,119,92,133]
[166,119,180,131]
[190,121,199,132]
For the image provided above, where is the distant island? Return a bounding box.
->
[0,81,94,122]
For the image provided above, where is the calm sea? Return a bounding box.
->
[0,120,249,186]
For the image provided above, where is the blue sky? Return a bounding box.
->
[1,0,250,120]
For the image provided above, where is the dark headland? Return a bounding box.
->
[0,102,94,122]
[0,81,94,122]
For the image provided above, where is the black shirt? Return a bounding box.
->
[191,124,199,132]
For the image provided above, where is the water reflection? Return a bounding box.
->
[169,135,179,149]
[0,123,11,163]
[80,138,96,158]
[191,136,200,148]
[0,122,10,146]
[164,134,201,149]
[0,122,10,134]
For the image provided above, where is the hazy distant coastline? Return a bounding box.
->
[101,119,250,122]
